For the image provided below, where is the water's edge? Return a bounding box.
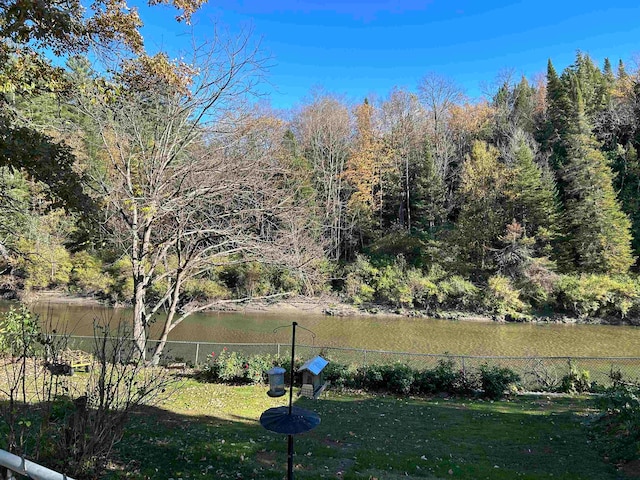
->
[21,290,639,327]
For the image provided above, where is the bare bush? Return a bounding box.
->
[0,306,175,478]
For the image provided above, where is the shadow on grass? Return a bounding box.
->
[107,393,622,480]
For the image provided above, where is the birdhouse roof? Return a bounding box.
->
[299,356,328,375]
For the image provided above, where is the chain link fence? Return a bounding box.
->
[61,336,640,391]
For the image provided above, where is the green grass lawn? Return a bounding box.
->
[108,380,624,479]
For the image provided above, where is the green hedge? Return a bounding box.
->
[198,352,521,400]
[592,383,640,464]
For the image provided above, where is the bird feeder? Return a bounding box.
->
[266,366,286,397]
[299,355,329,399]
[261,322,320,480]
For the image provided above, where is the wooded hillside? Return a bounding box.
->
[2,2,640,325]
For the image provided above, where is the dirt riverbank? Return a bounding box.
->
[22,290,494,322]
[14,290,639,326]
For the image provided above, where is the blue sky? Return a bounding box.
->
[135,0,640,109]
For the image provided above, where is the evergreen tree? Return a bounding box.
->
[513,76,536,134]
[411,144,447,233]
[505,134,559,257]
[560,98,635,274]
[601,58,615,105]
[543,59,573,169]
[617,59,628,80]
[492,76,536,147]
[603,58,614,78]
[563,52,607,121]
[611,144,640,262]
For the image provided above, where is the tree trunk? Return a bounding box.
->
[132,277,147,361]
[149,273,183,365]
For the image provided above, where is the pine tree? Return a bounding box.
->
[506,134,559,256]
[492,76,536,146]
[456,140,508,271]
[544,59,573,169]
[611,144,640,261]
[513,76,535,134]
[563,52,607,121]
[601,58,615,105]
[603,58,613,78]
[560,97,635,273]
[411,145,447,232]
[617,59,628,80]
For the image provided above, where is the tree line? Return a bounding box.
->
[2,1,640,360]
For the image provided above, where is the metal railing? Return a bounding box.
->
[59,336,640,390]
[0,449,74,480]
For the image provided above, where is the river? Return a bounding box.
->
[1,300,639,357]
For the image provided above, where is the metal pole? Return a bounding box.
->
[287,434,294,480]
[0,448,75,480]
[288,322,297,480]
[289,322,297,415]
[195,342,200,366]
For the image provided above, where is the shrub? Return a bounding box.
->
[0,315,174,478]
[520,257,560,309]
[106,257,135,303]
[245,354,274,384]
[200,351,221,381]
[323,362,352,388]
[377,261,413,307]
[438,275,479,309]
[0,305,41,356]
[217,350,247,382]
[479,364,520,399]
[268,267,304,294]
[484,274,529,319]
[70,251,111,294]
[593,384,640,464]
[343,254,482,311]
[16,238,73,289]
[555,274,640,320]
[201,350,278,384]
[344,272,376,305]
[359,364,386,391]
[414,359,462,394]
[405,269,438,309]
[182,278,230,302]
[218,261,272,298]
[560,366,592,394]
[344,254,379,305]
[382,363,415,395]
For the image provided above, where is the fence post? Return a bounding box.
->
[277,343,280,358]
[195,342,200,366]
[363,349,367,367]
[461,357,466,383]
[567,357,573,377]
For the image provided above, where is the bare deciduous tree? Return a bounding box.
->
[293,94,353,260]
[418,72,464,185]
[380,87,424,229]
[77,30,311,362]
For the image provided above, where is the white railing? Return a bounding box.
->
[0,449,75,480]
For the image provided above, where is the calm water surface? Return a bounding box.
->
[1,301,639,357]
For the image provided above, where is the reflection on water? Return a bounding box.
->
[1,300,639,357]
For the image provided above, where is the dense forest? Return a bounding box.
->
[3,2,640,343]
